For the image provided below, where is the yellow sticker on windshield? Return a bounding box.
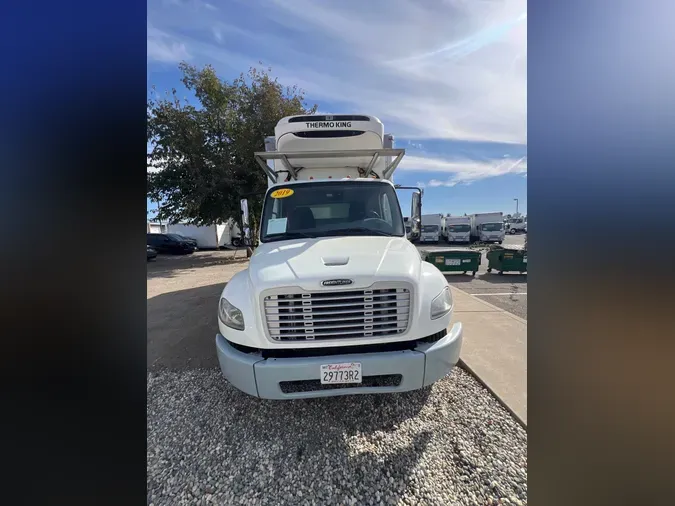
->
[271,188,294,199]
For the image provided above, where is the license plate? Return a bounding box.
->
[445,258,461,266]
[320,362,362,384]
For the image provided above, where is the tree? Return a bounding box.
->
[147,62,317,247]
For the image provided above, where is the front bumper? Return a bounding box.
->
[215,323,463,399]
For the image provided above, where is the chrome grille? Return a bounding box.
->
[263,287,411,341]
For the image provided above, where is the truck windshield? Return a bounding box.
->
[260,181,405,242]
[482,223,503,231]
[448,225,470,232]
[422,225,439,233]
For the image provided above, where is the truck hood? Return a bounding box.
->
[248,236,422,292]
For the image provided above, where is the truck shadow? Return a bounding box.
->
[212,380,434,502]
[479,272,527,283]
[147,282,226,369]
[441,273,482,283]
[152,368,437,502]
[147,250,249,280]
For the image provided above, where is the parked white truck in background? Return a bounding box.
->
[505,214,527,234]
[403,217,412,240]
[420,214,442,243]
[470,212,505,243]
[445,216,471,243]
[215,114,463,399]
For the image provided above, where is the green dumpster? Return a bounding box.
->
[486,245,527,274]
[424,248,481,276]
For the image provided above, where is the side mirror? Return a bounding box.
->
[411,191,422,236]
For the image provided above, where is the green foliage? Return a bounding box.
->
[147,62,317,229]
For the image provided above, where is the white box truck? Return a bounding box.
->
[445,216,471,243]
[470,212,505,243]
[420,214,442,243]
[215,114,463,399]
[505,214,527,235]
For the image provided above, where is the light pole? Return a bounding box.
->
[514,198,519,215]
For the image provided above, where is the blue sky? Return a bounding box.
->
[147,0,527,218]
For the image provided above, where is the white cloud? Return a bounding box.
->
[266,0,527,143]
[400,154,527,185]
[148,0,526,144]
[147,24,191,62]
[161,0,217,10]
[428,179,457,188]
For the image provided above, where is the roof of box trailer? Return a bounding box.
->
[278,114,382,124]
[269,177,394,186]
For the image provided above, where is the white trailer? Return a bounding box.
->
[469,212,505,243]
[167,220,242,249]
[215,114,463,400]
[420,214,442,243]
[445,216,471,243]
[147,222,167,234]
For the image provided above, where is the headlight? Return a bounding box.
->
[218,297,245,330]
[430,286,453,320]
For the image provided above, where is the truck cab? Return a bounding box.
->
[215,114,463,399]
[420,214,442,243]
[446,216,471,243]
[470,212,505,243]
[479,222,505,243]
[506,216,527,234]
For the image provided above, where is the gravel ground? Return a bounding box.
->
[147,367,527,506]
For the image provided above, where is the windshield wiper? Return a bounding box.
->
[264,231,316,243]
[320,228,395,237]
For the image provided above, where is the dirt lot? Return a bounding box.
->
[147,250,249,370]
